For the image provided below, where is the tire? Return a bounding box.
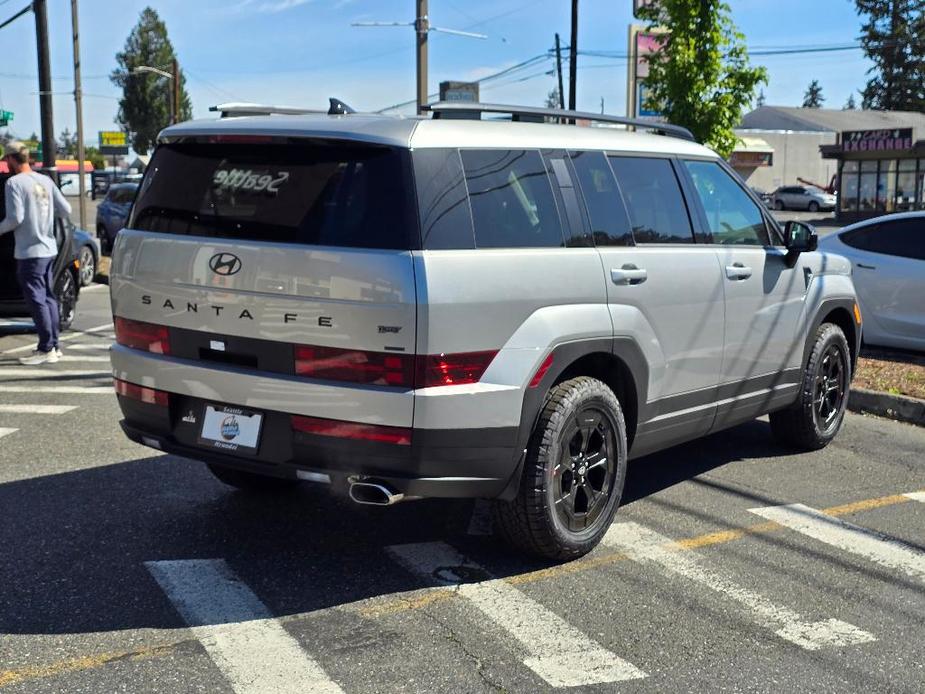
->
[770,323,851,451]
[808,201,820,213]
[206,463,301,492]
[55,268,78,331]
[774,200,785,210]
[493,377,628,561]
[78,245,96,286]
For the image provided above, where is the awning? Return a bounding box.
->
[730,137,774,167]
[734,137,774,154]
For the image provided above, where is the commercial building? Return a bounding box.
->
[732,106,925,222]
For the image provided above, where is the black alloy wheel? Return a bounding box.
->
[812,343,848,437]
[55,268,77,331]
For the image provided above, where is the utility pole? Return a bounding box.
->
[554,33,565,109]
[416,0,428,115]
[568,0,578,112]
[34,0,57,180]
[70,0,86,228]
[172,57,180,123]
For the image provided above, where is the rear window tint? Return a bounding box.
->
[608,156,694,244]
[129,141,418,250]
[569,150,633,246]
[460,149,565,248]
[413,148,475,250]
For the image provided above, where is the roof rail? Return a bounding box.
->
[210,98,357,118]
[423,101,696,142]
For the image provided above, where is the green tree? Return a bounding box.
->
[637,0,767,158]
[544,87,561,110]
[843,93,858,110]
[58,128,76,158]
[755,89,766,107]
[802,80,825,108]
[110,7,192,154]
[856,0,924,111]
[85,146,106,172]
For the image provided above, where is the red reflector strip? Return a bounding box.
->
[114,316,171,355]
[416,350,498,388]
[529,353,554,388]
[295,345,414,387]
[114,378,169,407]
[291,415,412,446]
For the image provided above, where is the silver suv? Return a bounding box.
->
[110,101,861,560]
[771,185,837,212]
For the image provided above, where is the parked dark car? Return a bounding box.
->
[0,174,81,330]
[73,225,100,287]
[96,182,138,254]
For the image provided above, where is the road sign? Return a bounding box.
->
[0,110,12,127]
[99,130,129,155]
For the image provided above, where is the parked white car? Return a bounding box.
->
[819,212,925,351]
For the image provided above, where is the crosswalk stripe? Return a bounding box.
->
[0,368,110,379]
[0,386,111,394]
[750,503,925,584]
[2,323,114,354]
[602,522,875,651]
[66,344,111,351]
[0,428,17,439]
[58,356,111,363]
[0,405,78,414]
[903,492,925,504]
[386,541,647,687]
[145,559,344,694]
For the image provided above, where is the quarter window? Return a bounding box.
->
[413,148,475,250]
[683,160,769,246]
[608,156,694,244]
[460,149,565,248]
[569,151,632,246]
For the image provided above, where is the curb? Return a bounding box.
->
[848,387,925,427]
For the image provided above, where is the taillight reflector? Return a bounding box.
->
[291,415,412,446]
[114,378,169,407]
[295,345,414,387]
[415,350,498,388]
[114,317,171,355]
[529,353,554,388]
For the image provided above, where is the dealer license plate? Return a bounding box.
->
[198,405,263,454]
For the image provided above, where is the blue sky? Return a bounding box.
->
[0,0,872,143]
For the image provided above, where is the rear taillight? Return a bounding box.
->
[114,378,170,407]
[293,345,498,389]
[415,350,498,388]
[114,317,171,355]
[291,415,412,446]
[294,345,414,387]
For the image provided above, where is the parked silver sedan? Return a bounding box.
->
[772,185,837,212]
[818,211,925,351]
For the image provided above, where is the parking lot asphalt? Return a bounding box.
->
[0,288,923,693]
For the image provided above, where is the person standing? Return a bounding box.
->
[0,141,72,365]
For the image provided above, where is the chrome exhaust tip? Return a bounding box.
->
[348,480,405,506]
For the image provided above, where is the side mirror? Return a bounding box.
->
[785,220,818,254]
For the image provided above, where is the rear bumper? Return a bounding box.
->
[117,394,521,499]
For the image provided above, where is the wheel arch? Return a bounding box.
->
[802,298,860,377]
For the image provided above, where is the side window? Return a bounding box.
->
[842,220,925,260]
[569,150,633,246]
[460,149,565,248]
[682,160,769,245]
[608,156,694,243]
[413,148,475,249]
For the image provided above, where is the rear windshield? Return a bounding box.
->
[129,141,418,250]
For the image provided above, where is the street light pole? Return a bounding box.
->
[34,0,57,179]
[172,57,180,124]
[70,0,87,228]
[416,0,428,116]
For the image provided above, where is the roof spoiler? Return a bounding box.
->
[422,101,696,142]
[209,98,357,118]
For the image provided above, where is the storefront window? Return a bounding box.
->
[859,160,878,211]
[896,159,917,212]
[877,159,896,212]
[918,160,925,210]
[840,160,859,211]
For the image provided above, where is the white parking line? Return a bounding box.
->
[602,523,875,651]
[146,559,344,694]
[0,386,111,394]
[386,541,647,687]
[750,503,925,584]
[903,492,925,504]
[0,405,78,414]
[0,428,17,439]
[2,323,114,354]
[0,368,110,379]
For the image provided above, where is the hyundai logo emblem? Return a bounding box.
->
[209,252,242,276]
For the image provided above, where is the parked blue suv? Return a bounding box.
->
[96,182,137,255]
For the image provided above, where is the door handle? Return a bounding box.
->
[857,263,877,270]
[725,263,753,280]
[611,265,647,285]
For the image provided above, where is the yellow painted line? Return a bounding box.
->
[824,493,914,517]
[0,643,174,689]
[358,588,457,618]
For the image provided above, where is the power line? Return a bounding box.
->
[0,3,29,32]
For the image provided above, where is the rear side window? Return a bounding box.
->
[683,160,769,245]
[130,141,418,250]
[460,149,565,248]
[841,220,925,260]
[413,148,475,250]
[569,150,632,246]
[608,156,694,244]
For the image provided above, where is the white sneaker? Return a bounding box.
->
[54,347,63,359]
[19,349,59,366]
